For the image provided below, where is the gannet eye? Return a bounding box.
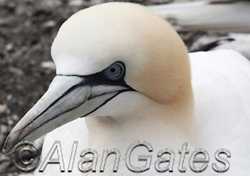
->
[104,62,125,80]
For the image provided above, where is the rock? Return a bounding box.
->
[68,0,83,7]
[7,2,15,9]
[0,104,7,114]
[9,67,24,76]
[42,0,62,7]
[42,20,56,29]
[12,114,19,121]
[6,108,11,115]
[29,59,37,65]
[0,17,14,26]
[6,94,12,101]
[41,61,56,70]
[5,43,14,51]
[0,124,8,133]
[7,118,14,126]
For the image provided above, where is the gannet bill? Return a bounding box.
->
[2,2,250,176]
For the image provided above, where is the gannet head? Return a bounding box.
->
[3,2,192,155]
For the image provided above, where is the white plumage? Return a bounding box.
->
[148,0,250,33]
[211,33,250,60]
[191,50,250,175]
[34,49,250,176]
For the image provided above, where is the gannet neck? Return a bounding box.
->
[85,91,194,151]
[83,93,195,175]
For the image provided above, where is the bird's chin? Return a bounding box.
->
[2,75,132,156]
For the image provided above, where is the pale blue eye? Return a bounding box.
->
[104,62,125,80]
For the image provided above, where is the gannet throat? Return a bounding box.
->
[3,61,134,155]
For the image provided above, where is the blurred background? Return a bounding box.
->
[0,0,249,175]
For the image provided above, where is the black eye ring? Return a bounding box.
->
[104,62,125,80]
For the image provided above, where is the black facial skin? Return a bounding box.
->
[57,61,130,88]
[4,61,135,150]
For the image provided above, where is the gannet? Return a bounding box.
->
[189,33,250,60]
[3,2,250,176]
[210,33,250,60]
[148,0,250,33]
